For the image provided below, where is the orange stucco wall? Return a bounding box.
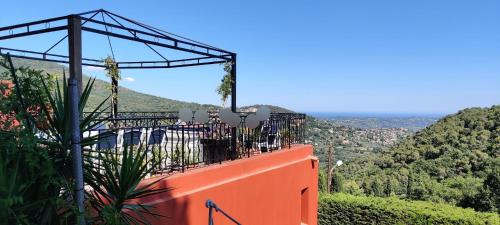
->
[139,144,318,225]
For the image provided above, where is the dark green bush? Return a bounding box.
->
[318,193,500,225]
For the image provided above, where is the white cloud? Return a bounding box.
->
[123,77,135,82]
[85,66,104,72]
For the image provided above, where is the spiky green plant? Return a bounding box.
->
[1,53,171,224]
[85,146,171,225]
[36,72,109,150]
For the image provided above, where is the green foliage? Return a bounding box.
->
[104,56,120,116]
[216,62,233,107]
[0,129,71,225]
[465,167,500,213]
[0,54,72,224]
[318,169,328,193]
[0,54,170,224]
[0,55,56,130]
[104,56,120,81]
[338,106,500,213]
[318,193,500,225]
[343,180,363,196]
[371,178,385,197]
[331,173,344,193]
[85,147,171,225]
[37,72,108,151]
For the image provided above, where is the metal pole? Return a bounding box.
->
[68,15,86,224]
[230,54,236,112]
[68,15,83,94]
[230,54,237,159]
[69,79,85,224]
[207,201,214,225]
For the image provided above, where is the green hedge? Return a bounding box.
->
[319,193,500,225]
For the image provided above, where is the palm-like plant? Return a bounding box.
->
[36,72,109,151]
[85,146,171,225]
[2,53,171,224]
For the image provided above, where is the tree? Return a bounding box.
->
[343,180,364,196]
[371,179,384,196]
[384,177,393,197]
[332,173,344,193]
[326,142,334,193]
[471,169,500,213]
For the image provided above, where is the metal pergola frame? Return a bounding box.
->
[0,9,237,107]
[0,7,239,149]
[0,9,237,224]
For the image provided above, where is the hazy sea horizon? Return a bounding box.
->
[307,112,446,119]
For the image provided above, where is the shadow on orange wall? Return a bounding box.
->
[138,144,318,225]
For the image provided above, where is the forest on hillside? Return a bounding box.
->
[332,106,500,213]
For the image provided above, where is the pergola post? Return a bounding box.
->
[230,54,237,159]
[68,15,83,94]
[67,14,86,225]
[230,53,236,112]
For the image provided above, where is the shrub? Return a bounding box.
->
[318,193,500,225]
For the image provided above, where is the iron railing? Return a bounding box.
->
[82,111,306,175]
[206,199,241,225]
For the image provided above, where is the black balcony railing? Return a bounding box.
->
[83,111,306,175]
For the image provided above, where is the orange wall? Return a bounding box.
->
[139,144,318,225]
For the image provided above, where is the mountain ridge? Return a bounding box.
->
[0,57,295,113]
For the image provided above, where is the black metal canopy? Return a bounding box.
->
[0,8,237,111]
[0,9,235,69]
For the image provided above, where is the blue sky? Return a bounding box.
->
[0,0,499,114]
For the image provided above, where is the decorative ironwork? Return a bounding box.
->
[83,112,306,175]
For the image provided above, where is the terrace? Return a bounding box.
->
[0,9,314,225]
[84,110,306,174]
[0,9,306,172]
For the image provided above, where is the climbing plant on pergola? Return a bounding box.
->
[0,9,237,223]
